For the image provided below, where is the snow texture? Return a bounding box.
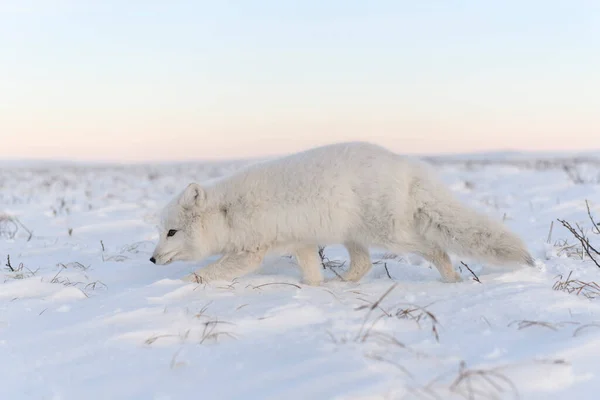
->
[1,154,600,400]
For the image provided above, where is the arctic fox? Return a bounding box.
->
[150,142,534,285]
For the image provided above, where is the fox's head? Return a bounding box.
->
[150,183,217,265]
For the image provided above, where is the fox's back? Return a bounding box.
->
[223,141,414,198]
[210,142,419,244]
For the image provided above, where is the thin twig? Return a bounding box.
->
[253,282,302,290]
[394,302,441,342]
[318,246,327,269]
[573,323,600,337]
[557,218,600,268]
[100,240,106,261]
[5,255,14,272]
[586,200,600,234]
[508,320,559,331]
[327,265,345,281]
[13,217,33,241]
[356,283,398,312]
[547,220,554,244]
[383,262,393,279]
[460,261,481,283]
[354,283,398,341]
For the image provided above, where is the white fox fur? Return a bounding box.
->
[150,142,534,285]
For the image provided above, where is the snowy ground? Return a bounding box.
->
[2,154,600,400]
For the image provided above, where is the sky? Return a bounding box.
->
[1,0,599,162]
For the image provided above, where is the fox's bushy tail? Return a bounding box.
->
[412,174,534,267]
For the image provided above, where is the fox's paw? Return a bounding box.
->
[442,271,463,283]
[182,272,209,284]
[341,272,364,283]
[300,277,323,286]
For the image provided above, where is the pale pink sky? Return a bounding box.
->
[1,1,599,161]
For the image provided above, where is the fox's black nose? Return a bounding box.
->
[149,257,156,264]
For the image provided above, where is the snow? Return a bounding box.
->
[1,154,600,400]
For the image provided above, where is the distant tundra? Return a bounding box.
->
[150,142,534,285]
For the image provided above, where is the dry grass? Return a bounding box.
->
[318,246,347,280]
[563,164,585,185]
[43,262,107,296]
[556,200,600,268]
[0,214,18,239]
[251,282,302,290]
[350,284,442,344]
[146,305,236,347]
[409,359,569,400]
[364,352,414,379]
[553,271,600,300]
[145,330,192,346]
[169,348,188,369]
[407,361,519,400]
[218,279,241,290]
[198,319,237,344]
[84,281,108,291]
[393,302,442,342]
[193,301,214,319]
[4,253,105,298]
[4,255,39,280]
[557,219,600,268]
[99,240,128,262]
[120,241,155,254]
[327,283,578,398]
[509,320,559,331]
[327,282,440,381]
[192,304,237,344]
[553,238,582,259]
[373,259,395,279]
[508,319,579,331]
[0,214,33,241]
[57,261,90,271]
[546,220,554,244]
[448,361,519,400]
[586,200,600,234]
[573,323,600,337]
[327,285,424,379]
[354,283,398,342]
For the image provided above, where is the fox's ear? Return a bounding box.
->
[179,183,206,209]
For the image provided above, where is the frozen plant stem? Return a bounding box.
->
[557,218,600,268]
[6,255,14,272]
[460,261,481,283]
[547,220,554,244]
[586,200,600,235]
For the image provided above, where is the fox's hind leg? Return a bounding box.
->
[294,245,323,286]
[417,244,462,283]
[342,242,372,282]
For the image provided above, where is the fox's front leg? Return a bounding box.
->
[183,249,267,284]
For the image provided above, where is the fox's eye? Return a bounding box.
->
[167,229,178,237]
